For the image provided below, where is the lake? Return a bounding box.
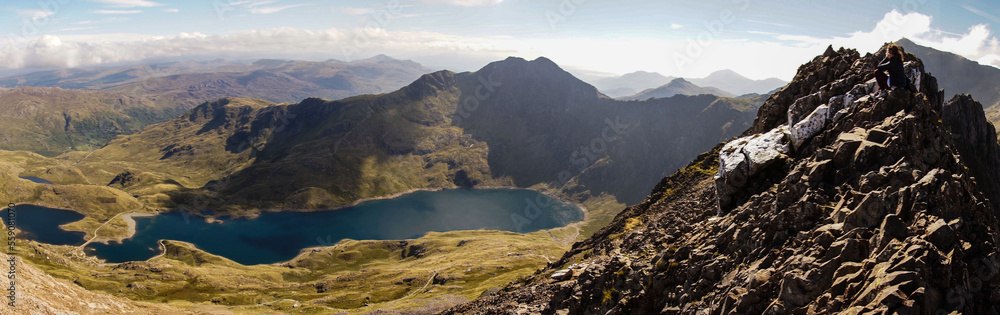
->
[20,176,53,184]
[2,205,86,246]
[88,189,583,265]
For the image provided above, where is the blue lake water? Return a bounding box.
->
[87,189,583,265]
[2,205,86,246]
[20,176,53,184]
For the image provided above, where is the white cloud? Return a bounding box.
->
[764,10,1000,71]
[774,10,931,53]
[89,0,163,7]
[163,8,179,13]
[670,23,682,30]
[251,4,312,14]
[413,0,502,7]
[92,10,143,14]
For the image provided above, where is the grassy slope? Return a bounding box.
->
[0,87,185,156]
[14,229,571,314]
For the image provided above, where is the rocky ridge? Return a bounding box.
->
[445,44,1000,314]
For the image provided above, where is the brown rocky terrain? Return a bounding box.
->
[0,251,192,315]
[445,44,1000,314]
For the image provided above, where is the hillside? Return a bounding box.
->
[0,87,184,156]
[621,78,734,100]
[446,45,1000,314]
[0,251,192,315]
[0,56,431,157]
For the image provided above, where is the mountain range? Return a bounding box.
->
[48,56,763,216]
[591,69,786,98]
[622,78,734,100]
[0,55,431,157]
[0,55,429,105]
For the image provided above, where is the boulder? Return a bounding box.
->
[715,127,790,213]
[790,105,830,148]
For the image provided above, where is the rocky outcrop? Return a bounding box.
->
[715,47,931,214]
[446,44,1000,314]
[107,170,141,189]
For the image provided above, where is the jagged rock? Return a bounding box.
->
[550,269,572,281]
[108,170,141,188]
[924,219,956,251]
[873,214,907,251]
[787,93,824,126]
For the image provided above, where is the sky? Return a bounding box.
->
[1,0,999,80]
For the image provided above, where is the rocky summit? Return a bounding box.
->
[445,44,1000,314]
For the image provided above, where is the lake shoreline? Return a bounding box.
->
[85,188,585,265]
[240,185,589,221]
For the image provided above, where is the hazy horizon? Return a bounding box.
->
[2,0,999,81]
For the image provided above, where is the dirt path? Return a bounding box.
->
[78,211,155,251]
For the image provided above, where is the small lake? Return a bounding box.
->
[2,205,86,245]
[88,189,583,265]
[20,176,53,184]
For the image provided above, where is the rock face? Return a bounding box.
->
[715,45,930,214]
[445,44,1000,314]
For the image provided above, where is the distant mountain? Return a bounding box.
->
[0,56,431,108]
[896,38,1000,119]
[0,59,252,90]
[622,78,734,100]
[64,56,761,215]
[0,87,184,156]
[0,56,432,156]
[591,71,675,98]
[687,69,787,95]
[589,70,785,98]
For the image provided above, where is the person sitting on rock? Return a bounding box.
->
[873,44,909,97]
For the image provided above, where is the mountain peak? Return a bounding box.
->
[706,69,745,78]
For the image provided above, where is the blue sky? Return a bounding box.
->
[2,0,999,80]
